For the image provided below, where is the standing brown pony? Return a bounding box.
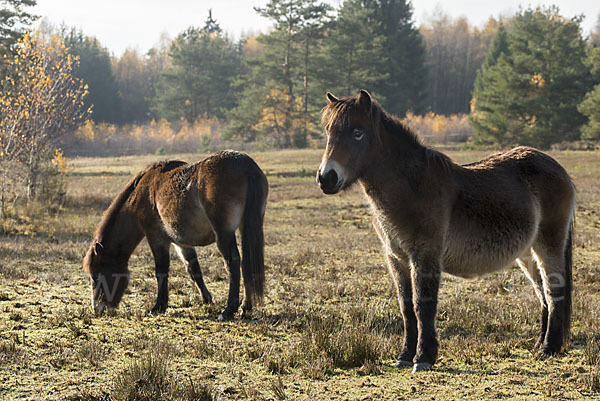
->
[317,90,575,372]
[83,150,268,321]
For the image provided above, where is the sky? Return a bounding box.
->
[33,0,600,56]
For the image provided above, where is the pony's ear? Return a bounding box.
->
[93,242,104,256]
[357,89,372,112]
[326,92,339,103]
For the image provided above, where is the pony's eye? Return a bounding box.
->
[353,129,364,140]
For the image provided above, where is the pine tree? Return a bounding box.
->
[227,0,330,148]
[471,7,591,148]
[296,1,331,143]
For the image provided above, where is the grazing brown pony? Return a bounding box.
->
[83,150,268,321]
[317,90,575,372]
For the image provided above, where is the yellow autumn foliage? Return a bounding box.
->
[0,29,90,203]
[69,117,226,155]
[530,72,545,88]
[402,112,473,143]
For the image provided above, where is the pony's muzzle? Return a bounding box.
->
[92,298,107,316]
[317,168,341,194]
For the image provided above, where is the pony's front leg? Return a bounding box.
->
[215,231,241,321]
[386,253,417,367]
[148,238,171,314]
[410,252,441,372]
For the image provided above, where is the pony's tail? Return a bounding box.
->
[562,217,574,352]
[240,170,267,306]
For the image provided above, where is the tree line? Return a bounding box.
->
[1,0,600,212]
[52,1,600,148]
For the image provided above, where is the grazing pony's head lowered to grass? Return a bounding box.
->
[83,241,129,315]
[82,169,142,315]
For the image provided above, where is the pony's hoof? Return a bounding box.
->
[202,292,213,304]
[394,360,412,368]
[412,362,433,373]
[150,304,167,315]
[218,312,234,321]
[537,347,558,359]
[241,303,252,319]
[93,305,106,317]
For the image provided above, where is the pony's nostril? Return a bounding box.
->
[321,169,338,188]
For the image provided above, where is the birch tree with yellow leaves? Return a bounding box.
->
[0,30,89,216]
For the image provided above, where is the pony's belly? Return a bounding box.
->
[161,202,216,247]
[443,251,515,278]
[442,228,534,278]
[178,211,216,246]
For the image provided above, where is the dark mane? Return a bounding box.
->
[94,160,186,245]
[321,95,453,170]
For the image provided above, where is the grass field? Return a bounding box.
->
[0,148,599,400]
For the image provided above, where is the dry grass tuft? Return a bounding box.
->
[585,335,600,392]
[0,338,23,365]
[110,345,213,401]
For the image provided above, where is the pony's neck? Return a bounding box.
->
[380,113,424,155]
[98,209,144,263]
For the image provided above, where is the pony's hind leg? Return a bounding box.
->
[214,229,241,321]
[147,236,171,314]
[516,254,548,348]
[386,253,418,367]
[174,245,213,304]
[532,224,573,357]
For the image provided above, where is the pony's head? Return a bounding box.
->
[83,240,129,316]
[317,90,378,194]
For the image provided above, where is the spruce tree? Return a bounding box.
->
[152,16,241,123]
[253,0,305,147]
[0,0,37,59]
[578,48,600,139]
[63,28,122,123]
[315,0,388,100]
[470,24,511,145]
[203,9,221,34]
[367,0,428,115]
